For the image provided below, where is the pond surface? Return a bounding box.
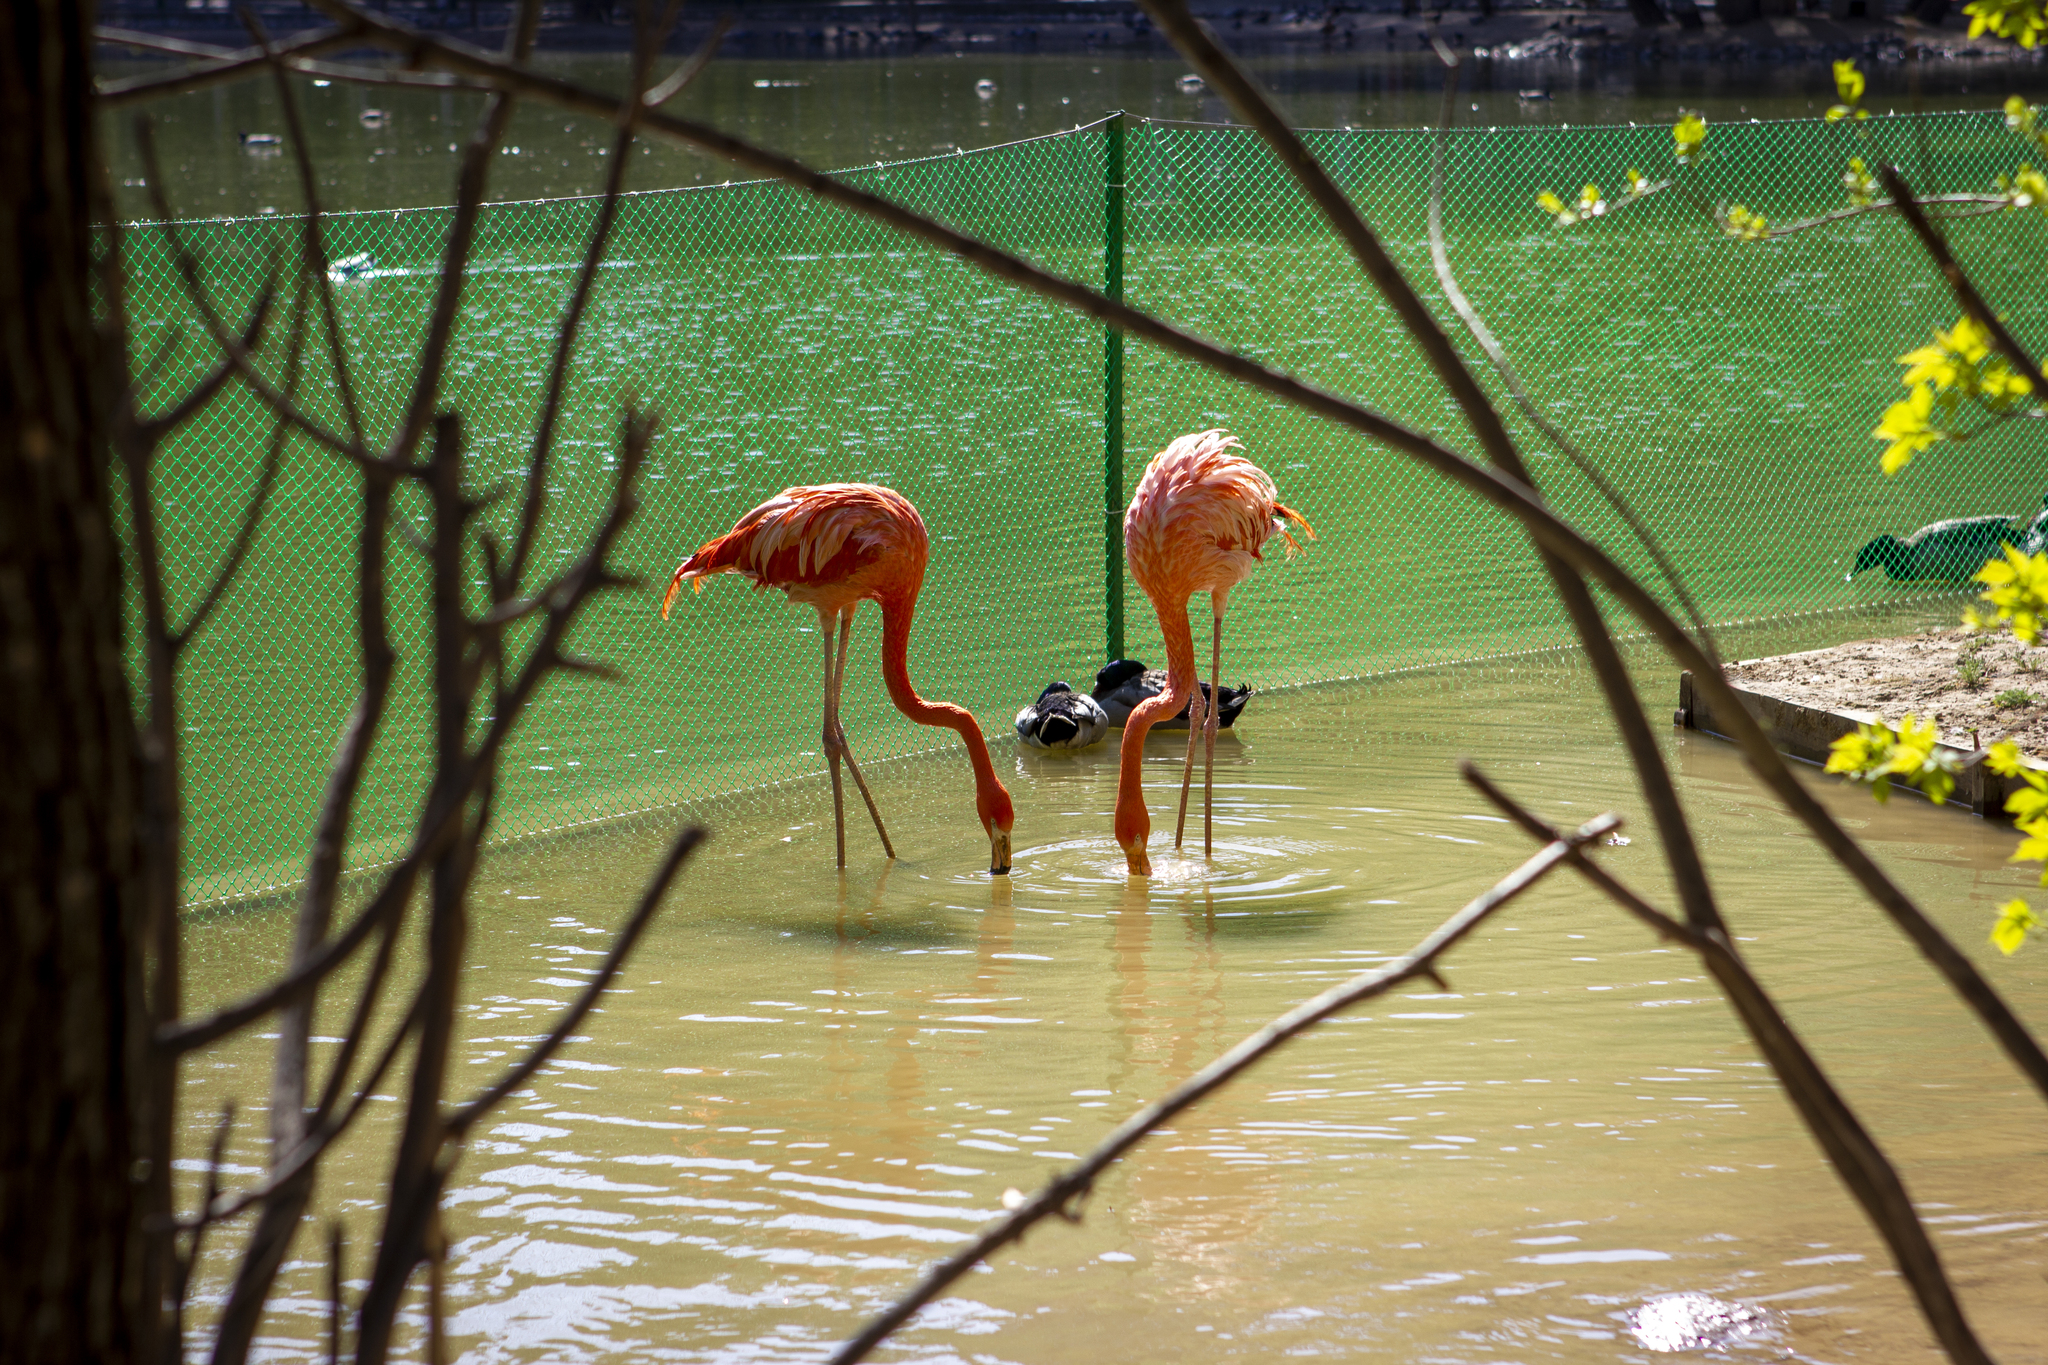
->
[179,616,2048,1363]
[106,49,2048,221]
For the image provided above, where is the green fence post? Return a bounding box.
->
[1104,112,1127,664]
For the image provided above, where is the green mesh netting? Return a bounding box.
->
[126,110,2044,905]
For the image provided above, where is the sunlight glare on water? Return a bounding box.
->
[179,620,2048,1363]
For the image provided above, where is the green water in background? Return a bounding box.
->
[112,53,2048,902]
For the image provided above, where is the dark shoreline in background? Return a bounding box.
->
[96,1,2043,66]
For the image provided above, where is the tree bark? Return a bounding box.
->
[0,3,154,1363]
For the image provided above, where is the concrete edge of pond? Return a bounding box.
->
[1676,667,2045,823]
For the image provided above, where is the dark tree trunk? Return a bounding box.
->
[0,3,154,1364]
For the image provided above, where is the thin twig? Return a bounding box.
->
[1463,765,1995,1365]
[132,120,379,468]
[445,824,706,1135]
[158,405,650,1055]
[1427,48,1720,671]
[1881,163,2048,393]
[642,12,730,109]
[829,812,1618,1365]
[278,1,2048,1107]
[187,983,426,1230]
[1149,4,1736,948]
[96,23,372,106]
[247,12,368,446]
[137,291,275,440]
[506,3,676,589]
[168,277,306,655]
[380,6,542,468]
[1559,177,2007,236]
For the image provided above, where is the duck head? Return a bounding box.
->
[1849,535,1906,582]
[1094,658,1149,694]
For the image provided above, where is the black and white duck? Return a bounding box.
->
[1848,510,2041,583]
[1015,682,1110,750]
[1091,658,1251,730]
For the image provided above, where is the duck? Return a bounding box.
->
[1848,513,2032,583]
[358,108,390,128]
[1176,73,1206,93]
[237,131,283,150]
[327,252,376,284]
[1015,682,1110,750]
[1091,658,1251,731]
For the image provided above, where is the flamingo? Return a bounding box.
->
[1115,431,1312,876]
[661,483,1015,875]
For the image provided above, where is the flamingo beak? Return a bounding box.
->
[989,829,1012,876]
[1122,840,1151,878]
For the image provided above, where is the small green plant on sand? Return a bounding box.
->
[1959,656,1988,688]
[1997,688,2037,708]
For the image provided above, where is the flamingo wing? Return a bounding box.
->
[661,484,925,618]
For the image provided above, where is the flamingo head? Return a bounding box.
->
[1113,795,1152,878]
[978,779,1015,876]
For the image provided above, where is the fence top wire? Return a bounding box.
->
[116,112,1127,229]
[1133,107,2017,134]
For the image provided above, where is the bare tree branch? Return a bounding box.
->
[1426,48,1720,670]
[829,812,1618,1365]
[1881,162,2048,393]
[1463,764,1995,1365]
[132,120,381,468]
[505,2,678,591]
[136,290,275,441]
[446,825,707,1136]
[168,279,305,655]
[1140,2,1737,962]
[95,23,372,106]
[189,981,425,1233]
[642,12,729,109]
[247,12,368,446]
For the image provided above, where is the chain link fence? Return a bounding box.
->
[127,108,2043,903]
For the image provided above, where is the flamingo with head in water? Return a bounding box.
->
[1115,430,1311,876]
[662,483,1015,874]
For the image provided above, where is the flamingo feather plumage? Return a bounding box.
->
[1115,430,1311,876]
[662,483,1015,874]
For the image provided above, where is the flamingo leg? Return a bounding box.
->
[1172,662,1208,850]
[832,605,896,859]
[819,608,847,870]
[1204,609,1223,858]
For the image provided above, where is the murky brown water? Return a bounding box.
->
[180,611,2048,1363]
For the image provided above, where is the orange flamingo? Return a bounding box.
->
[1115,431,1312,876]
[662,483,1014,874]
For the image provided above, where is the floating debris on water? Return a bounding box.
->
[1625,1292,1774,1352]
[1177,73,1205,93]
[327,253,376,284]
[975,78,996,97]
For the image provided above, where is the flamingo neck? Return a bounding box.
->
[1114,592,1199,864]
[878,592,1007,825]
